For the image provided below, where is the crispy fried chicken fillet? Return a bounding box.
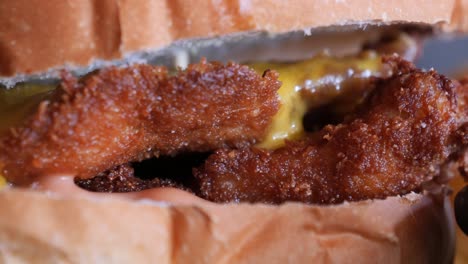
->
[74,164,191,193]
[195,57,464,204]
[451,78,468,176]
[451,77,468,235]
[0,61,280,185]
[75,152,209,193]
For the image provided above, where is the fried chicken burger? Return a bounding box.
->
[0,0,467,263]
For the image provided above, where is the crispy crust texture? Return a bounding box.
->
[0,189,455,264]
[0,61,280,185]
[0,0,463,77]
[195,58,461,204]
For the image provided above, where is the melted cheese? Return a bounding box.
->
[251,52,384,149]
[0,175,5,188]
[251,63,308,149]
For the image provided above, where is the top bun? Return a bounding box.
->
[0,0,466,83]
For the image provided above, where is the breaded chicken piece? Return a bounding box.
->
[195,58,463,204]
[0,61,280,185]
[74,164,191,193]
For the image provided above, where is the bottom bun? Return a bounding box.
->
[0,189,454,264]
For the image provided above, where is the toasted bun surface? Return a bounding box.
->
[0,189,454,264]
[0,0,466,79]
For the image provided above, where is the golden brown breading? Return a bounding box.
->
[0,61,280,185]
[195,58,463,204]
[456,78,468,123]
[451,78,468,235]
[452,79,468,180]
[74,164,191,193]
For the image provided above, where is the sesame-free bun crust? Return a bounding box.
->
[0,189,454,264]
[0,0,465,79]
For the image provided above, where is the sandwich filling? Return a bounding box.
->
[0,32,467,206]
